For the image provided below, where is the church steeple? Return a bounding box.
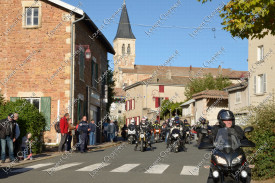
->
[114,1,135,40]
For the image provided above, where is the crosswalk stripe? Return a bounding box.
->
[111,164,140,173]
[43,162,82,172]
[12,163,54,173]
[76,163,110,172]
[145,164,169,174]
[180,166,199,176]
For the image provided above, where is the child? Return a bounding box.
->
[21,133,33,160]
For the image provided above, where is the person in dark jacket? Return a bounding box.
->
[58,113,69,152]
[78,116,89,153]
[88,119,96,146]
[0,113,16,163]
[107,120,116,142]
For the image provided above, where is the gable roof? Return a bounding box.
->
[114,3,135,39]
[192,90,228,100]
[223,82,248,92]
[120,65,247,79]
[46,0,115,54]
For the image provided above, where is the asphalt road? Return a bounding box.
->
[0,140,211,183]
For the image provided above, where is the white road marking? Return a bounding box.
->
[12,163,54,173]
[180,166,199,176]
[111,164,140,173]
[76,163,110,172]
[145,164,169,174]
[43,162,82,172]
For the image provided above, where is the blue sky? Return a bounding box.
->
[64,0,248,71]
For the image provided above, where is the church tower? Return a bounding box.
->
[113,0,136,88]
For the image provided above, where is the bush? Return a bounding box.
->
[245,102,275,180]
[0,99,46,154]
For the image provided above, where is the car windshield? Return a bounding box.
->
[213,128,241,151]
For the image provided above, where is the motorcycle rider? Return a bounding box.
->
[152,120,161,142]
[135,117,152,150]
[167,117,187,151]
[197,117,211,145]
[206,109,250,183]
[162,119,169,143]
[127,118,137,143]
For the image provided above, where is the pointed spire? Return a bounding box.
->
[114,1,135,40]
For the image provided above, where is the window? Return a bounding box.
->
[257,45,264,61]
[26,7,39,26]
[127,44,131,54]
[254,74,266,94]
[79,49,85,81]
[236,92,241,103]
[159,85,164,93]
[22,1,42,28]
[24,98,41,111]
[154,97,164,108]
[91,58,98,88]
[11,97,51,131]
[122,44,125,55]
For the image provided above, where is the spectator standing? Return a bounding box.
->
[108,120,116,143]
[103,121,108,142]
[58,113,69,152]
[88,119,96,146]
[13,113,20,162]
[0,113,16,163]
[78,116,89,153]
[21,133,32,160]
[66,118,75,152]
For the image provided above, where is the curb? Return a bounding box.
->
[1,142,123,169]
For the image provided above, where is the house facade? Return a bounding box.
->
[224,83,249,125]
[0,0,115,144]
[248,34,275,106]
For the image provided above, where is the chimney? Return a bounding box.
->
[166,70,172,79]
[218,65,222,74]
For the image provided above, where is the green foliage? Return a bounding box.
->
[184,73,232,101]
[197,0,275,39]
[0,99,46,154]
[160,100,183,119]
[244,102,275,180]
[107,60,115,113]
[0,92,4,106]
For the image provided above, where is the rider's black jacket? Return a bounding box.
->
[211,125,246,141]
[128,124,137,131]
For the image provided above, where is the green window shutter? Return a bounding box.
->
[95,63,98,88]
[77,100,81,121]
[41,97,51,131]
[10,97,20,102]
[91,61,94,86]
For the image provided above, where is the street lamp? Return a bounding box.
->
[76,45,91,60]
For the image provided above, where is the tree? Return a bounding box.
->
[198,0,275,39]
[0,99,46,153]
[244,101,275,180]
[106,60,115,113]
[0,91,4,106]
[160,100,183,119]
[184,73,232,100]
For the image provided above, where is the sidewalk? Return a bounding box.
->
[0,141,122,169]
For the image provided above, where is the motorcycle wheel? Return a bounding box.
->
[141,139,144,152]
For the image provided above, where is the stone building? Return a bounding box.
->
[0,0,115,144]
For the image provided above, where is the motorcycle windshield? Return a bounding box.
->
[213,128,241,151]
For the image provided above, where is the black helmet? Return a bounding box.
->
[199,117,206,124]
[217,109,235,127]
[184,119,188,123]
[175,116,180,121]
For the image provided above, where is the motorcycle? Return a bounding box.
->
[185,129,192,144]
[199,127,255,183]
[135,128,153,152]
[127,128,137,144]
[168,128,182,153]
[153,126,161,143]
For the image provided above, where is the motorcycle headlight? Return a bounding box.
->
[232,155,243,165]
[214,155,227,165]
[172,134,179,138]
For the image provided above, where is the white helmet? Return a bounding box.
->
[131,118,135,124]
[171,117,175,121]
